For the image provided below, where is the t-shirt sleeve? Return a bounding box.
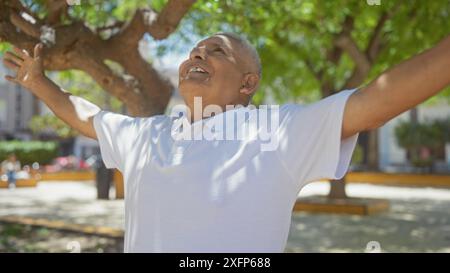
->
[93,110,144,172]
[276,89,359,190]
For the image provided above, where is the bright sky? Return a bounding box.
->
[141,31,202,71]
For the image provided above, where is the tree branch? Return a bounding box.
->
[149,0,197,39]
[110,0,196,47]
[335,33,372,77]
[339,8,400,89]
[46,0,69,26]
[1,0,192,117]
[7,0,44,25]
[326,46,343,65]
[333,15,372,89]
[9,12,41,39]
[304,58,323,83]
[366,12,389,62]
[115,50,173,116]
[0,1,43,49]
[72,51,148,116]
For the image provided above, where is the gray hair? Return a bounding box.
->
[213,32,262,78]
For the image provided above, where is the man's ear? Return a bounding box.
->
[239,73,260,95]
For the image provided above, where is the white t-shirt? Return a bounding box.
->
[93,89,359,253]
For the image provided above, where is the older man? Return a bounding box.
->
[2,32,450,252]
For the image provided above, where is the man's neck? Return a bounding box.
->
[185,102,245,124]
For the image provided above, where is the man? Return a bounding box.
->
[2,32,450,252]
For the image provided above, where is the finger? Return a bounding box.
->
[34,43,43,59]
[3,54,21,66]
[5,75,19,84]
[2,59,20,72]
[5,51,24,65]
[13,47,27,59]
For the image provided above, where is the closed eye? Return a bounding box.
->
[214,47,226,54]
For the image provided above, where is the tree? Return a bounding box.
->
[1,0,449,199]
[187,0,450,198]
[0,0,196,116]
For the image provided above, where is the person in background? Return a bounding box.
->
[1,154,21,189]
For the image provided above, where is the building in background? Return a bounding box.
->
[0,65,39,140]
[378,102,450,173]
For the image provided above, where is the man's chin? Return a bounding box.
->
[180,80,207,95]
[179,77,211,89]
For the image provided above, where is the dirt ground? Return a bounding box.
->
[0,223,123,253]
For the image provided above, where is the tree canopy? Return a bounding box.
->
[188,0,450,104]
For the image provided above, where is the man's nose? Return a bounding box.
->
[189,46,207,61]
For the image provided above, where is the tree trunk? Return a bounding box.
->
[409,107,420,171]
[96,159,113,200]
[367,129,380,171]
[410,107,418,123]
[32,94,40,116]
[0,0,195,117]
[328,177,347,199]
[320,12,394,200]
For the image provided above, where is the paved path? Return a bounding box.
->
[1,180,449,252]
[0,182,124,229]
[289,182,450,252]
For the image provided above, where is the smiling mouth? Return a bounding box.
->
[187,66,209,75]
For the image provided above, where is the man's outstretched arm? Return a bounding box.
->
[342,35,450,139]
[2,43,100,140]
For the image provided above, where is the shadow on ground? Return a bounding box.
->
[286,198,450,252]
[1,181,450,252]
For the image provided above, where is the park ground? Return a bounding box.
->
[1,181,450,253]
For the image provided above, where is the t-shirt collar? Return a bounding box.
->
[171,105,253,139]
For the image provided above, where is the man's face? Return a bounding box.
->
[178,35,252,108]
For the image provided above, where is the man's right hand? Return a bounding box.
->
[2,42,100,140]
[2,43,45,91]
